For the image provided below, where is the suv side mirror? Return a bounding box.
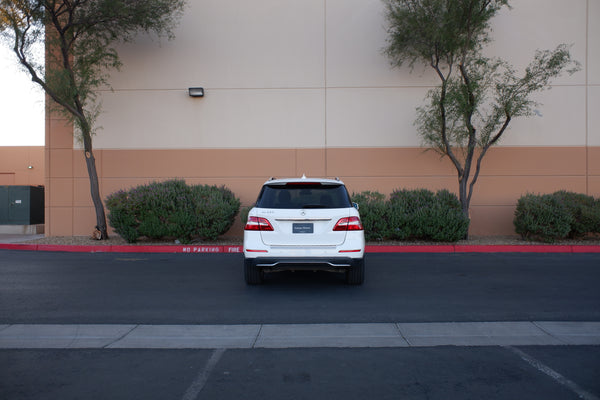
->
[353,202,359,210]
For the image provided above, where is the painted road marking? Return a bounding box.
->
[181,348,226,400]
[506,346,600,400]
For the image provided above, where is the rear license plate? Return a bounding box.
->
[293,223,314,234]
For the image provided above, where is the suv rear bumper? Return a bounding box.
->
[246,256,363,273]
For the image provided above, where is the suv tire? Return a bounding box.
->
[346,258,365,285]
[244,258,263,285]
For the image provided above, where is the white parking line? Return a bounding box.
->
[506,346,600,400]
[181,348,225,400]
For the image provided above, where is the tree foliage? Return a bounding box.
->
[1,0,186,238]
[383,0,580,225]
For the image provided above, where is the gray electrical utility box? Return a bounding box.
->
[0,185,45,225]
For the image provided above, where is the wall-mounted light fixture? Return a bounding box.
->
[188,87,204,97]
[27,165,34,169]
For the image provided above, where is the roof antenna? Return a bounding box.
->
[301,174,307,179]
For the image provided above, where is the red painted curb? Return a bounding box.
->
[366,244,600,253]
[0,243,247,253]
[365,245,455,253]
[0,243,38,251]
[453,245,574,253]
[571,246,600,253]
[36,244,108,253]
[2,243,600,253]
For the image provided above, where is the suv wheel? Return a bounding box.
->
[346,258,365,285]
[244,258,263,285]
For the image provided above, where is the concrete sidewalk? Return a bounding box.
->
[0,233,44,243]
[1,321,599,349]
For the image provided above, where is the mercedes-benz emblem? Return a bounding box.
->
[300,211,306,216]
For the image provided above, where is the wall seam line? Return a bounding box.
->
[586,0,590,194]
[324,0,328,176]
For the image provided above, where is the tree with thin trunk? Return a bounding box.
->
[1,0,186,238]
[383,0,580,226]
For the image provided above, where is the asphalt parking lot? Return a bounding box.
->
[1,250,599,399]
[2,346,599,400]
[1,251,599,324]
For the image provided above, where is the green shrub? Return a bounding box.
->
[416,203,470,242]
[105,179,240,243]
[389,188,435,213]
[193,184,240,240]
[435,189,464,212]
[552,190,599,238]
[388,188,469,241]
[104,190,139,243]
[352,191,389,241]
[585,198,600,235]
[388,189,432,240]
[514,191,600,242]
[240,206,252,226]
[355,188,469,242]
[513,193,573,242]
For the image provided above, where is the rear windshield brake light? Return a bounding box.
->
[245,216,274,231]
[333,216,363,231]
[285,182,322,186]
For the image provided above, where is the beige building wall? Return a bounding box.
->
[45,0,599,237]
[0,147,44,186]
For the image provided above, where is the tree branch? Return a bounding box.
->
[467,112,511,206]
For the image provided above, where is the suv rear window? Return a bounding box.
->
[255,183,352,209]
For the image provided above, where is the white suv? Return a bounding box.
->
[243,176,365,285]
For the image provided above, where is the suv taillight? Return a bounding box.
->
[333,216,363,231]
[245,216,274,231]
